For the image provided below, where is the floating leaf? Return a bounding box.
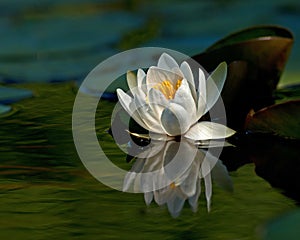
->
[192,25,294,129]
[245,100,300,139]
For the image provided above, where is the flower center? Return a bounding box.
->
[170,182,177,189]
[153,79,182,99]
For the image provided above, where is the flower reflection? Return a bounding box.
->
[123,138,232,217]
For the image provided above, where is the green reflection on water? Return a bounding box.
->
[0,83,296,240]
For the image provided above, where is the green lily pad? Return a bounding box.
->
[0,104,11,115]
[245,100,300,139]
[192,25,294,130]
[0,86,32,104]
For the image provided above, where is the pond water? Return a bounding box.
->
[1,0,300,239]
[0,83,297,240]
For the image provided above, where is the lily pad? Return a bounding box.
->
[0,86,33,104]
[192,25,294,129]
[0,104,11,115]
[245,100,300,139]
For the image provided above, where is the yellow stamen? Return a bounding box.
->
[153,79,183,99]
[170,182,176,189]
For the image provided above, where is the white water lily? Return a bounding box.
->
[117,53,235,141]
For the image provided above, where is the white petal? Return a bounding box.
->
[172,78,197,124]
[116,89,150,130]
[196,68,207,119]
[148,88,168,118]
[160,103,191,136]
[133,93,164,133]
[137,69,147,94]
[116,89,134,115]
[204,62,227,114]
[184,121,235,141]
[147,66,182,87]
[180,61,196,101]
[157,53,179,71]
[126,71,137,92]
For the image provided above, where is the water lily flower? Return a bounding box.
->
[123,139,233,217]
[116,53,235,141]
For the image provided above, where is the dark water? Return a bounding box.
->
[0,83,297,240]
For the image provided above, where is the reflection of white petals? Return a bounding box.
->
[196,140,234,148]
[163,140,198,184]
[122,138,233,217]
[167,195,186,218]
[188,179,201,212]
[179,160,199,197]
[211,160,233,192]
[204,172,212,212]
[144,192,153,205]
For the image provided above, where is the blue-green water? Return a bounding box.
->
[0,83,297,239]
[1,0,300,239]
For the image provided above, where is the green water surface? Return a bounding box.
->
[0,83,296,240]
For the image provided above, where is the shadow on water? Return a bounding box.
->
[221,133,300,204]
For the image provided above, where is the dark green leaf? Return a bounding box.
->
[192,25,294,130]
[245,100,300,139]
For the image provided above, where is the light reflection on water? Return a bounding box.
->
[0,83,296,239]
